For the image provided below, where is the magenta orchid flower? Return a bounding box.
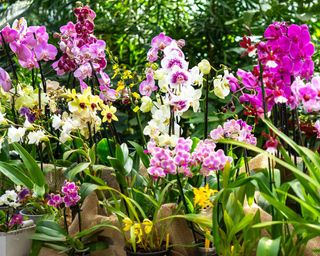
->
[139,70,157,96]
[0,67,12,92]
[151,32,172,50]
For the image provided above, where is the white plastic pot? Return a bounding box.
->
[0,221,35,256]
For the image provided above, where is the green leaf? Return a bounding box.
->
[80,183,99,198]
[33,184,46,197]
[129,141,149,168]
[87,241,109,252]
[88,145,96,164]
[257,237,281,256]
[75,221,121,239]
[31,233,66,242]
[132,188,159,209]
[219,138,320,204]
[66,162,90,180]
[120,143,129,162]
[124,157,133,175]
[191,137,200,152]
[63,149,87,161]
[0,162,33,188]
[36,220,67,235]
[115,144,124,165]
[13,142,45,187]
[245,182,255,206]
[35,226,66,238]
[97,138,112,163]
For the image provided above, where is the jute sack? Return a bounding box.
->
[156,203,197,256]
[39,192,126,256]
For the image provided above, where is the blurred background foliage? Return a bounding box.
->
[1,0,319,71]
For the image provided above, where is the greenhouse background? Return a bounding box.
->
[0,0,320,256]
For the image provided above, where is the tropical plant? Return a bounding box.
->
[30,219,116,256]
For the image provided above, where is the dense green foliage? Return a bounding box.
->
[1,0,319,70]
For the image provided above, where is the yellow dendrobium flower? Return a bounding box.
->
[132,92,140,99]
[112,64,120,78]
[142,219,153,234]
[116,80,125,92]
[193,184,217,209]
[134,223,143,244]
[101,105,118,123]
[122,217,133,232]
[123,70,133,80]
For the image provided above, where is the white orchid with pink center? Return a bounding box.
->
[140,32,207,146]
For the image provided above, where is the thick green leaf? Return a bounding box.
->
[36,220,67,235]
[13,142,45,187]
[35,226,66,238]
[115,144,124,165]
[257,237,280,256]
[129,141,149,168]
[97,138,111,163]
[63,149,88,161]
[0,162,33,188]
[124,157,133,175]
[80,183,99,198]
[75,222,121,239]
[31,233,66,242]
[66,162,90,180]
[120,143,129,162]
[88,146,96,165]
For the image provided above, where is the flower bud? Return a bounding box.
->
[198,59,211,75]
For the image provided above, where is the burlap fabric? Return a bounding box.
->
[39,192,125,256]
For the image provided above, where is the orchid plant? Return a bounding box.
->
[0,2,320,256]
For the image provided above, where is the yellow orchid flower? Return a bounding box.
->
[101,105,118,123]
[134,223,143,244]
[193,184,217,209]
[142,219,153,234]
[122,217,133,232]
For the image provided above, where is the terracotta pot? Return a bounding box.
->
[125,248,170,256]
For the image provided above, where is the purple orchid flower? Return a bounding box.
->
[0,67,12,92]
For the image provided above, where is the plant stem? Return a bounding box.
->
[38,144,44,172]
[87,122,93,147]
[136,111,146,147]
[110,122,121,144]
[78,205,82,233]
[258,61,267,119]
[63,207,69,235]
[175,170,197,243]
[213,170,221,252]
[0,32,18,82]
[259,61,275,222]
[244,149,249,175]
[204,74,209,139]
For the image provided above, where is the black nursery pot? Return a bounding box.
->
[197,247,217,256]
[126,249,170,256]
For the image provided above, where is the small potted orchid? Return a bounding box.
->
[0,189,35,256]
[18,187,54,224]
[102,186,173,256]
